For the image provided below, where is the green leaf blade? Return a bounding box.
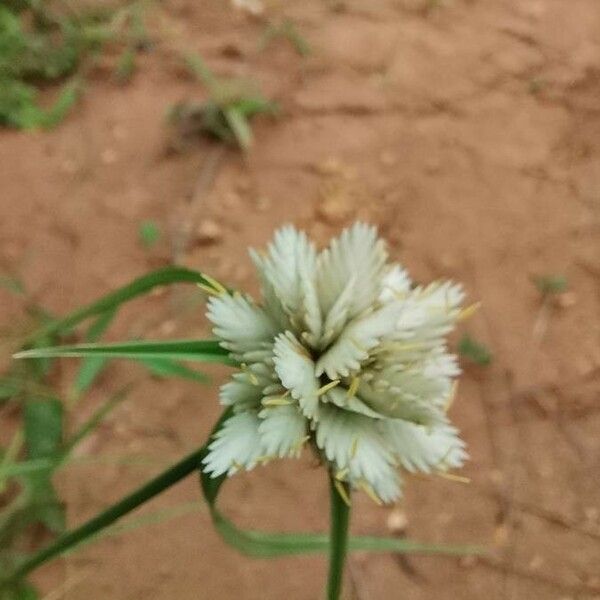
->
[22,266,222,344]
[14,339,235,365]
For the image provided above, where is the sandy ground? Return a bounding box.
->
[1,0,600,598]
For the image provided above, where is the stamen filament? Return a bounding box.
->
[335,468,349,480]
[262,397,293,407]
[457,302,481,322]
[350,437,360,459]
[201,274,228,295]
[437,472,471,484]
[445,381,459,411]
[317,379,340,397]
[358,480,382,506]
[241,363,259,386]
[347,377,360,398]
[334,479,352,507]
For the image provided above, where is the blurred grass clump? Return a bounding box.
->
[0,278,122,599]
[0,0,149,130]
[168,54,279,151]
[0,267,214,598]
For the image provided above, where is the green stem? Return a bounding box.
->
[326,475,351,600]
[2,448,204,588]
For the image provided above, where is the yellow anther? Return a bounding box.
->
[445,381,459,412]
[334,479,352,507]
[436,446,454,469]
[437,472,471,484]
[317,379,340,397]
[256,455,274,465]
[347,377,360,399]
[335,468,349,480]
[201,274,228,296]
[230,460,242,473]
[293,435,311,454]
[241,363,260,386]
[350,437,360,459]
[262,397,293,407]
[457,302,481,322]
[359,480,383,506]
[197,283,221,297]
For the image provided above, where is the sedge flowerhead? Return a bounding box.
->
[203,223,468,503]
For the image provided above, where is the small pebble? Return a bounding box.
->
[553,291,577,309]
[196,219,223,245]
[160,320,176,336]
[386,509,408,534]
[317,195,353,225]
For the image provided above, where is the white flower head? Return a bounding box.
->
[203,223,469,503]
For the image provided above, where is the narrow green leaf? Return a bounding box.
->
[532,274,568,295]
[223,106,253,150]
[3,580,40,600]
[0,377,21,399]
[0,431,24,492]
[41,79,80,129]
[22,266,222,344]
[458,334,492,366]
[63,386,131,455]
[22,398,65,533]
[14,339,235,365]
[114,47,137,84]
[184,53,217,89]
[0,274,25,295]
[0,458,55,479]
[198,413,484,560]
[73,308,118,396]
[2,446,209,586]
[140,358,210,384]
[2,409,483,589]
[24,398,63,460]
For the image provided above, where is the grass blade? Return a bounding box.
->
[22,266,222,344]
[223,106,252,150]
[198,414,484,559]
[140,358,210,383]
[1,409,483,589]
[73,308,118,397]
[63,386,131,455]
[14,339,235,366]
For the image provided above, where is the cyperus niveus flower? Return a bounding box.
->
[203,223,470,503]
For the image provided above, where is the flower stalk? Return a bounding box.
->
[327,474,351,600]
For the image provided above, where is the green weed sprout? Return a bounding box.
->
[138,220,161,249]
[0,1,149,130]
[169,54,278,151]
[5,225,483,599]
[532,274,568,296]
[260,19,311,57]
[458,334,492,366]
